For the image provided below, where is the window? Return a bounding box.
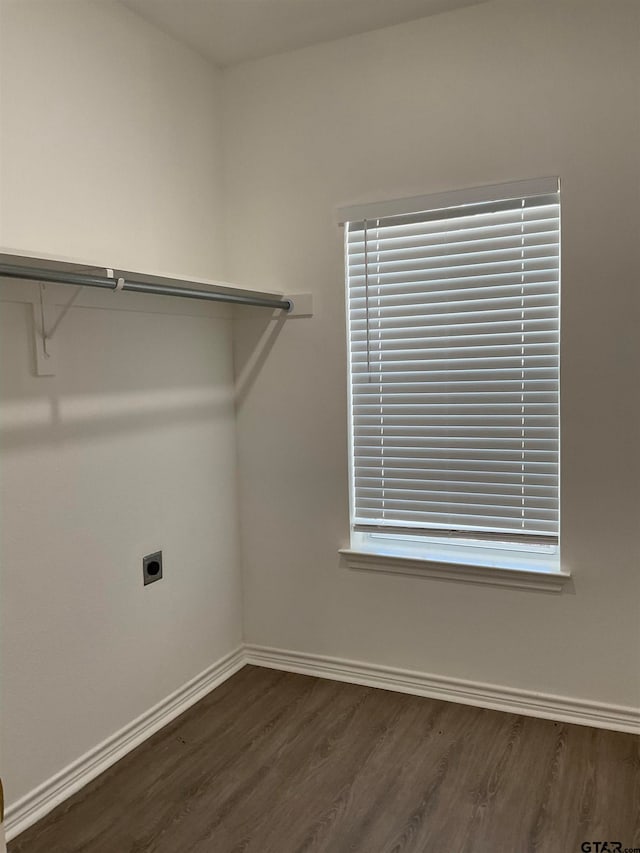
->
[342,179,560,574]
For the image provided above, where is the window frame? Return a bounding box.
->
[340,178,567,587]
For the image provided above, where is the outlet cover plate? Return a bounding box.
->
[143,551,163,586]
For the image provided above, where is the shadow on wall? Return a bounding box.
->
[0,388,233,451]
[0,287,236,400]
[0,304,289,449]
[233,311,287,407]
[0,292,241,449]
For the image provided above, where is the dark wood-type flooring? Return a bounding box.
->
[10,665,640,853]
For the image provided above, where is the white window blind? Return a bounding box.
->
[345,180,560,543]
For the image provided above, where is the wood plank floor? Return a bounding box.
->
[9,665,640,853]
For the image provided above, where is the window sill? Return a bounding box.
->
[339,549,571,593]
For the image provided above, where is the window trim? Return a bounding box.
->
[339,548,571,593]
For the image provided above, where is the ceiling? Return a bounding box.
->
[121,0,490,68]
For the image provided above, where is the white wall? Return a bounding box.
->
[0,0,242,805]
[226,0,640,709]
[0,0,225,278]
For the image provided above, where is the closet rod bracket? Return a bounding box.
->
[33,281,88,375]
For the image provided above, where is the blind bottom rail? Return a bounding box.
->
[354,523,558,546]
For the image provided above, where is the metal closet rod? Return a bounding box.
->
[0,261,293,311]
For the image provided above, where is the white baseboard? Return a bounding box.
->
[244,644,640,735]
[5,646,245,842]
